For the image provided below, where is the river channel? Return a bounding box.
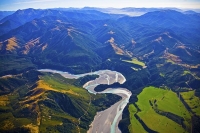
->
[39,69,132,133]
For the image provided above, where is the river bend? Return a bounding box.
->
[39,69,132,133]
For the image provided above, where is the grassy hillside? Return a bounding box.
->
[180,90,200,116]
[128,86,192,133]
[122,58,146,67]
[0,70,120,133]
[128,104,146,133]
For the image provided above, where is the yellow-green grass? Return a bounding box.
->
[39,104,78,133]
[41,74,90,101]
[136,86,190,133]
[182,71,200,80]
[35,74,93,132]
[0,72,97,133]
[128,104,146,133]
[154,89,191,129]
[0,112,34,131]
[123,58,145,67]
[23,123,39,133]
[39,94,91,133]
[180,91,200,116]
[159,73,165,77]
[41,74,71,91]
[155,90,191,119]
[166,59,175,64]
[183,71,191,76]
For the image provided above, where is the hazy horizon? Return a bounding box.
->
[0,0,200,11]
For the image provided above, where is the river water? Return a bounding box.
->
[38,69,132,133]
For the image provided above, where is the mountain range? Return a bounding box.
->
[0,7,200,133]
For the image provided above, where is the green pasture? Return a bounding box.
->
[128,104,146,133]
[181,90,200,116]
[129,86,191,133]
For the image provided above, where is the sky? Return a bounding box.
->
[0,0,200,11]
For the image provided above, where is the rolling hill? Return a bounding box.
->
[0,70,120,133]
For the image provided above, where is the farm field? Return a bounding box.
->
[129,86,191,133]
[128,104,146,133]
[180,91,200,116]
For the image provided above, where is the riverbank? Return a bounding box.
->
[38,69,132,133]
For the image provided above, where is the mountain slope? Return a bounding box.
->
[0,16,104,73]
[0,8,200,133]
[0,11,14,20]
[0,70,120,133]
[118,10,200,45]
[0,8,122,36]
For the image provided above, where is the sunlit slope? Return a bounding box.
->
[129,86,191,133]
[180,91,200,116]
[0,70,119,133]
